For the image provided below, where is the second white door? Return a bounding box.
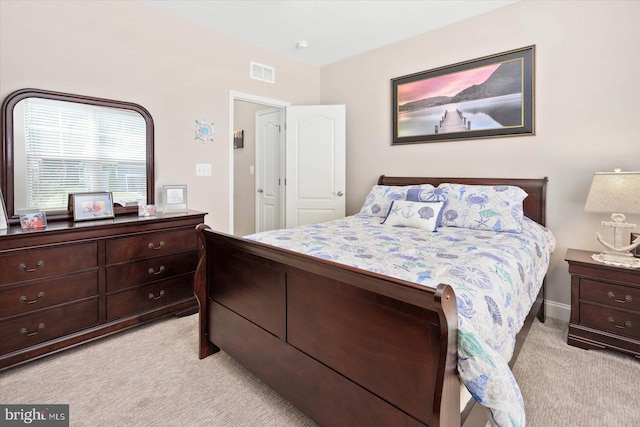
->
[285,105,346,228]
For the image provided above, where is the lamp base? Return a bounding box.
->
[591,252,640,269]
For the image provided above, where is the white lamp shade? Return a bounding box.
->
[584,171,640,214]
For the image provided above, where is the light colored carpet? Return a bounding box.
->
[1,314,638,426]
[512,318,639,427]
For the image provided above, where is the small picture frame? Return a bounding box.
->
[20,212,47,230]
[138,204,157,217]
[234,130,244,149]
[631,233,640,258]
[71,192,115,221]
[0,188,8,230]
[163,185,188,212]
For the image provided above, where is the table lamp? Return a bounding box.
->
[584,169,640,268]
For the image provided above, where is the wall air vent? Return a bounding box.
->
[250,61,275,83]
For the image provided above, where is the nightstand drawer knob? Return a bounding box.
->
[607,291,632,303]
[608,317,632,329]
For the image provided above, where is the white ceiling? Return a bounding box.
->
[140,0,518,67]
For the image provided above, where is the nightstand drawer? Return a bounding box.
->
[0,243,98,285]
[0,298,99,354]
[105,251,198,292]
[106,228,197,265]
[580,304,640,340]
[580,278,640,312]
[0,271,98,319]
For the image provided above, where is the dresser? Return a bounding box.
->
[0,211,205,371]
[565,248,640,358]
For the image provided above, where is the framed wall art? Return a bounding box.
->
[234,130,244,149]
[163,185,188,212]
[71,192,115,221]
[392,45,535,145]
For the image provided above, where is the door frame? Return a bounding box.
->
[229,91,289,234]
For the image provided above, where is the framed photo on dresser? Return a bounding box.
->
[70,192,115,221]
[0,189,8,230]
[632,233,640,258]
[163,185,188,212]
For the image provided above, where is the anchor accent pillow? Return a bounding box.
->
[437,183,527,233]
[360,184,436,218]
[382,200,444,231]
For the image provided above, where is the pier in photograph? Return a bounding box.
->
[436,109,471,133]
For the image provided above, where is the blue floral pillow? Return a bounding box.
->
[360,184,435,217]
[382,200,444,231]
[438,183,527,233]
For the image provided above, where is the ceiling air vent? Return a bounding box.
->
[250,61,275,83]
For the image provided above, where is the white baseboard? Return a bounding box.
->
[545,300,571,323]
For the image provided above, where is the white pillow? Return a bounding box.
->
[382,200,444,232]
[360,184,435,217]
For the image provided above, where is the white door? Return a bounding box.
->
[255,108,284,232]
[285,105,346,227]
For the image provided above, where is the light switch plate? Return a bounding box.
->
[196,163,212,176]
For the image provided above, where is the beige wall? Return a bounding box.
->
[2,0,639,318]
[320,0,640,317]
[0,0,320,233]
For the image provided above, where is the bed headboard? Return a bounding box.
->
[377,175,548,226]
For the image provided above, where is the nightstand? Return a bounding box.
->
[565,248,640,358]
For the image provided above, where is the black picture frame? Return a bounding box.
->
[392,45,535,145]
[631,233,640,258]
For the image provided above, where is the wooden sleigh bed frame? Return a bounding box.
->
[194,176,548,426]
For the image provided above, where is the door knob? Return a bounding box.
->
[257,188,264,193]
[336,191,344,196]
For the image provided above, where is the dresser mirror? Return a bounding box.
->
[1,89,154,223]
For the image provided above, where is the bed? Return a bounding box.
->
[193,176,554,427]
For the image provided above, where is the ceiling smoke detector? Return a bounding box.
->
[296,40,309,49]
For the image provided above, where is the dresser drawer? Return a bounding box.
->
[0,271,98,319]
[579,278,639,312]
[106,251,198,292]
[0,243,98,285]
[106,228,197,264]
[106,275,194,321]
[0,298,99,354]
[580,303,640,340]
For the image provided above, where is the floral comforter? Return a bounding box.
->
[246,214,556,426]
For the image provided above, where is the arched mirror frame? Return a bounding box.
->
[1,88,155,223]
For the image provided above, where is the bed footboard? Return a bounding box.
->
[194,224,460,427]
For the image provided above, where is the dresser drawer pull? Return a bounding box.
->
[148,290,166,300]
[148,265,166,275]
[19,291,46,304]
[18,261,45,272]
[607,292,632,303]
[148,241,165,250]
[20,323,45,337]
[607,317,632,329]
